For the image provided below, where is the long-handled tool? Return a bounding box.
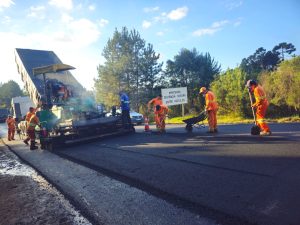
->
[248,89,260,135]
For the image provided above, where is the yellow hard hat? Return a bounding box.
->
[199,87,206,94]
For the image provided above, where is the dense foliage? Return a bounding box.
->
[94,27,162,112]
[0,80,23,108]
[94,27,298,118]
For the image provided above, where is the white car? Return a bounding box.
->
[106,110,144,125]
[129,111,144,125]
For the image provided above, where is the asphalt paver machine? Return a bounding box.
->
[15,48,134,150]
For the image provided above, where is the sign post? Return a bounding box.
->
[161,87,188,117]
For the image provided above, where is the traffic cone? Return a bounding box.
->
[144,116,150,132]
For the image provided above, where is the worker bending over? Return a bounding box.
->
[199,87,218,133]
[247,80,271,136]
[155,104,168,133]
[148,94,163,127]
[6,115,16,141]
[148,94,163,113]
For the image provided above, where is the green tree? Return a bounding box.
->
[164,48,221,114]
[94,27,162,111]
[260,56,300,115]
[211,68,248,116]
[0,80,23,108]
[272,42,296,61]
[240,47,280,80]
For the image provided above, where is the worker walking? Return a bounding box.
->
[6,115,16,141]
[119,91,132,129]
[155,104,169,133]
[246,80,271,136]
[199,87,218,133]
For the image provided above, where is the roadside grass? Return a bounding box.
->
[166,114,300,124]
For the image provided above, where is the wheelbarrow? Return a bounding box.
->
[182,111,207,132]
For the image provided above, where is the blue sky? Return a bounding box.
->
[0,0,299,90]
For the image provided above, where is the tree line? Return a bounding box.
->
[0,80,24,109]
[94,26,298,118]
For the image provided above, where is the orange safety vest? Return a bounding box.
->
[205,91,218,111]
[253,85,268,107]
[27,114,40,131]
[25,111,35,122]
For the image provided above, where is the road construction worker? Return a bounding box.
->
[148,94,163,113]
[6,115,16,141]
[199,87,218,133]
[119,91,132,129]
[26,113,40,150]
[23,107,38,145]
[148,94,163,127]
[246,80,271,136]
[155,104,168,133]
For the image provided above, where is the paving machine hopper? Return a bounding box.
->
[15,48,134,150]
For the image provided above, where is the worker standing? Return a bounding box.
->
[119,91,132,129]
[26,113,40,150]
[23,107,38,145]
[155,104,169,133]
[246,80,271,136]
[199,87,218,133]
[6,115,16,141]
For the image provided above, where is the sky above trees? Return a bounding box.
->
[0,0,299,89]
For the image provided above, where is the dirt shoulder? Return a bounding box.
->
[0,141,91,225]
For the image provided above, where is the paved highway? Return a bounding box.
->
[1,122,300,225]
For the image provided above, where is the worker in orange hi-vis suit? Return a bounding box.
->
[154,104,169,133]
[23,106,39,146]
[6,115,16,141]
[148,94,163,113]
[247,80,271,136]
[199,87,218,133]
[27,113,40,150]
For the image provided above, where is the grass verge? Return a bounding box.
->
[167,114,300,124]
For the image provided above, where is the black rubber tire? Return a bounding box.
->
[251,125,260,135]
[185,124,193,132]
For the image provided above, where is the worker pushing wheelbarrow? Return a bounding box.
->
[183,110,207,132]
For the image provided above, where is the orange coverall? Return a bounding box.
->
[148,97,163,111]
[155,105,168,132]
[252,85,270,133]
[27,114,40,141]
[205,91,218,132]
[6,117,16,141]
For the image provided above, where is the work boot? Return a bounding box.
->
[30,141,38,150]
[23,140,29,145]
[260,131,271,136]
[207,128,215,133]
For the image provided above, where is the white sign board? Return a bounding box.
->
[161,87,188,106]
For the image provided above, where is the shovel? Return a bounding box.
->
[248,89,260,135]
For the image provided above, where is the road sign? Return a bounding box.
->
[161,87,188,106]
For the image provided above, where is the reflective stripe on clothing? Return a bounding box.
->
[254,85,268,106]
[27,114,39,130]
[120,93,130,111]
[205,91,218,111]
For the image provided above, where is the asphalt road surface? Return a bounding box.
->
[1,122,300,225]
